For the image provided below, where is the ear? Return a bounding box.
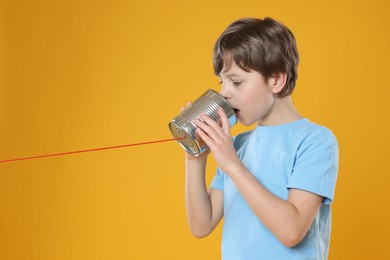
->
[270,72,287,94]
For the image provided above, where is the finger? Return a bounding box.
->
[198,113,225,137]
[180,101,193,112]
[194,118,220,141]
[218,108,231,135]
[195,128,214,147]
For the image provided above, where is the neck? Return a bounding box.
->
[258,96,303,126]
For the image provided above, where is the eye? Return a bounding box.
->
[232,81,241,87]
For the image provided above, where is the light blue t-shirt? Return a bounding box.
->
[210,119,339,260]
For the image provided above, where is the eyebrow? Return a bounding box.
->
[219,73,240,78]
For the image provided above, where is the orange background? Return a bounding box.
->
[1,0,389,259]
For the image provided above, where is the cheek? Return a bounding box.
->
[245,89,273,108]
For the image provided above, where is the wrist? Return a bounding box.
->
[185,154,207,176]
[224,159,245,176]
[185,155,207,164]
[185,150,209,161]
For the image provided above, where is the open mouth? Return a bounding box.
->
[233,108,240,117]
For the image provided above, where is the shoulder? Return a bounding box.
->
[296,120,338,157]
[300,121,337,144]
[232,130,253,150]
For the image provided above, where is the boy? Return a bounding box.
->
[184,17,338,259]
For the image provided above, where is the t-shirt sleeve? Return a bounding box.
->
[210,167,224,190]
[287,128,339,204]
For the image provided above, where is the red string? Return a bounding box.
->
[0,137,184,163]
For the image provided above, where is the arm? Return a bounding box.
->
[185,157,224,238]
[181,104,223,238]
[225,164,322,247]
[195,109,322,247]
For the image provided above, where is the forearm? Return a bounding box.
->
[185,158,214,237]
[228,163,318,247]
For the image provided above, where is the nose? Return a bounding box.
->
[219,84,231,100]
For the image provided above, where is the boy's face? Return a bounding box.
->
[218,62,279,126]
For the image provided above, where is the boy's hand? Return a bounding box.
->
[194,108,242,174]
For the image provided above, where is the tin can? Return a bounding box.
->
[168,89,237,156]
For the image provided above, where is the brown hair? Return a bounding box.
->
[213,17,299,97]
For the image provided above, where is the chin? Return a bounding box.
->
[238,118,254,127]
